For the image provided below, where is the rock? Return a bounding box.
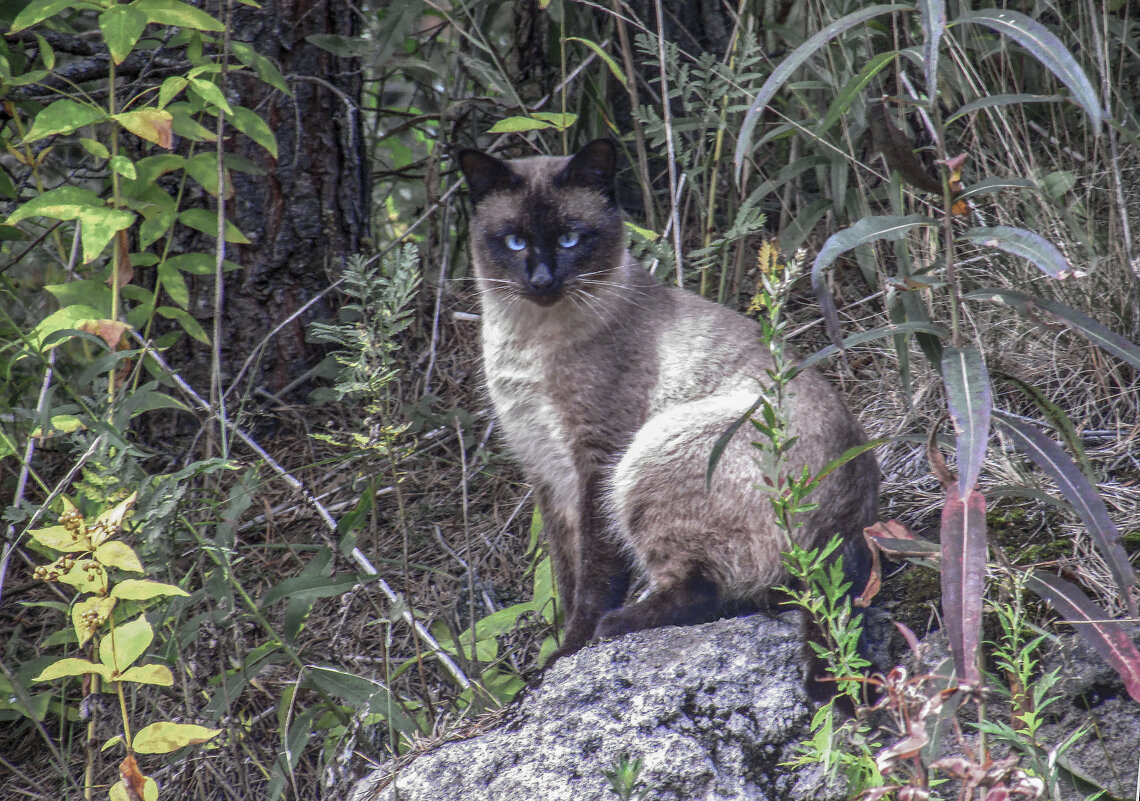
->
[350,613,844,801]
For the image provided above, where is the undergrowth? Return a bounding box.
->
[2,0,1139,799]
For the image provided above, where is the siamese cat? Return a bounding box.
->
[458,138,878,664]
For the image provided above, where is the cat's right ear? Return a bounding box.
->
[457,149,522,205]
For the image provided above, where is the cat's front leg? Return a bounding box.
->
[547,476,631,662]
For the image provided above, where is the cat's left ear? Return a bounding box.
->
[554,138,616,199]
[458,149,522,204]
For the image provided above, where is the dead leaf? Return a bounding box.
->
[107,229,134,287]
[119,753,147,801]
[78,320,129,352]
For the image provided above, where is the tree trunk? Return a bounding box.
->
[181,0,369,401]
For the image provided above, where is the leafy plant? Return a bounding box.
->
[27,490,217,801]
[733,0,1140,704]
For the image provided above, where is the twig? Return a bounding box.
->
[652,0,685,286]
[133,332,471,690]
[210,0,234,461]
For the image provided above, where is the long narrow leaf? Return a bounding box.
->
[947,93,1066,124]
[919,0,946,105]
[799,321,950,370]
[941,486,987,687]
[995,413,1137,611]
[966,288,1140,370]
[954,9,1102,129]
[812,216,938,348]
[734,4,908,181]
[1024,572,1140,704]
[942,347,991,495]
[961,226,1078,279]
[706,394,765,490]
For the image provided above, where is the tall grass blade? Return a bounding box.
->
[799,321,949,370]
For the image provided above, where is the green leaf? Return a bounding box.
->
[811,215,937,348]
[99,4,148,65]
[227,106,278,158]
[99,615,153,674]
[231,41,290,95]
[35,33,55,69]
[132,722,221,754]
[960,226,1078,279]
[94,541,145,573]
[112,578,190,600]
[941,346,991,495]
[487,116,556,134]
[158,76,188,108]
[954,9,1102,129]
[130,0,224,31]
[566,36,626,84]
[188,76,232,115]
[0,167,17,199]
[6,185,134,263]
[735,4,909,181]
[156,305,210,343]
[158,258,189,307]
[118,664,174,686]
[109,154,137,180]
[179,208,250,243]
[816,51,896,135]
[29,304,106,350]
[24,98,107,142]
[34,658,109,682]
[305,666,419,736]
[11,0,77,31]
[163,251,241,274]
[79,138,110,159]
[132,184,178,249]
[183,152,229,197]
[530,112,578,129]
[28,524,92,552]
[305,33,373,59]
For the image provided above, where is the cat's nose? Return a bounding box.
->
[529,262,554,288]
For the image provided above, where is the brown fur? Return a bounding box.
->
[459,140,878,660]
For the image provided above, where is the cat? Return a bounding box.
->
[458,138,878,664]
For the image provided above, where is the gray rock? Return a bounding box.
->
[350,613,843,801]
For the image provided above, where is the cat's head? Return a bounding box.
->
[458,139,625,307]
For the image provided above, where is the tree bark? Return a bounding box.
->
[183,0,369,400]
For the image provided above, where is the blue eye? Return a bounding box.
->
[505,234,526,251]
[558,231,580,248]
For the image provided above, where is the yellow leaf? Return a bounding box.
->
[91,492,136,546]
[58,559,108,595]
[118,664,174,686]
[28,524,92,553]
[94,541,144,573]
[114,109,174,149]
[34,657,109,682]
[132,722,221,754]
[99,615,153,674]
[112,579,190,600]
[72,596,116,647]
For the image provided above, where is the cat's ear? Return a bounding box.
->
[554,138,616,199]
[458,149,522,204]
